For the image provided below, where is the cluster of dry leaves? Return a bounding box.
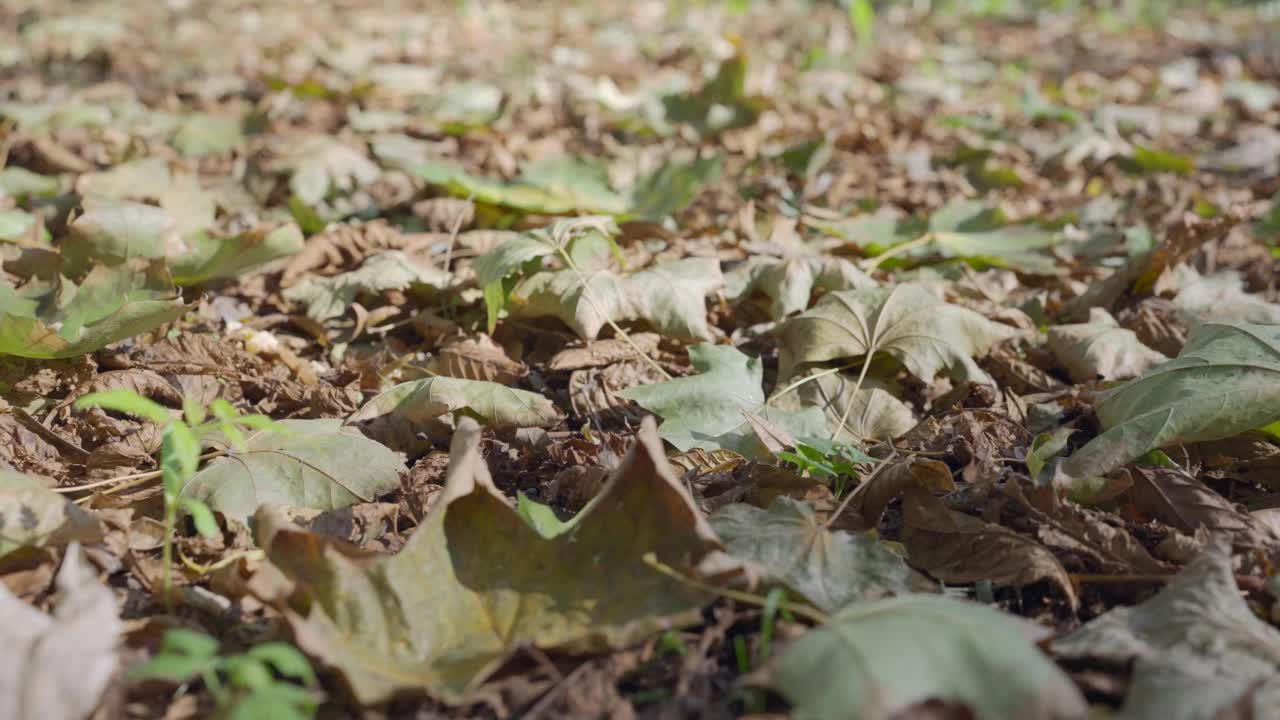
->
[4,0,1280,718]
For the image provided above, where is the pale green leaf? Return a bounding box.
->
[509,257,722,341]
[711,497,912,613]
[1047,309,1168,383]
[1052,539,1280,720]
[1058,322,1280,489]
[348,376,563,453]
[181,419,403,522]
[283,250,449,321]
[776,284,1016,385]
[757,594,1087,720]
[619,344,827,457]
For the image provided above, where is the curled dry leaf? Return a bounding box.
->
[851,456,955,530]
[258,417,730,704]
[1124,467,1280,550]
[427,334,527,385]
[547,333,662,371]
[0,544,121,720]
[1004,481,1171,575]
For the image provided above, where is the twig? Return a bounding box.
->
[60,448,229,500]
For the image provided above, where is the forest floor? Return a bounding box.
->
[3,1,1280,718]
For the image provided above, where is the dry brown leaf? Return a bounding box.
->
[279,220,442,287]
[547,333,663,371]
[852,457,955,529]
[428,334,527,385]
[1125,467,1280,550]
[901,487,1080,609]
[1004,482,1171,575]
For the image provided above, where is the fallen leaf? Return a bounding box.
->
[755,594,1087,720]
[1124,467,1279,549]
[182,419,404,522]
[509,257,724,341]
[0,544,121,720]
[0,471,103,558]
[901,487,1079,609]
[283,250,450,321]
[170,224,304,286]
[712,497,913,612]
[1058,322,1280,488]
[1052,539,1280,720]
[618,344,827,458]
[275,134,381,207]
[776,284,1016,386]
[1047,309,1168,382]
[0,264,188,359]
[260,417,727,704]
[348,376,563,453]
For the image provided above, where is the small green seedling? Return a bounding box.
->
[75,390,279,610]
[130,629,319,720]
[776,437,877,497]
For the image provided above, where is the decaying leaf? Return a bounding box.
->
[259,417,729,704]
[1053,539,1280,720]
[0,471,104,558]
[712,497,913,612]
[0,544,121,720]
[756,594,1087,720]
[1047,308,1168,383]
[182,419,404,522]
[348,376,563,453]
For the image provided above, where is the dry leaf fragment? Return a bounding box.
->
[0,544,120,720]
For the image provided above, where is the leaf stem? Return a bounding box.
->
[555,246,672,380]
[765,362,858,405]
[857,232,935,272]
[642,553,829,624]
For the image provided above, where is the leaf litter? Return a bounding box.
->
[1,1,1280,718]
